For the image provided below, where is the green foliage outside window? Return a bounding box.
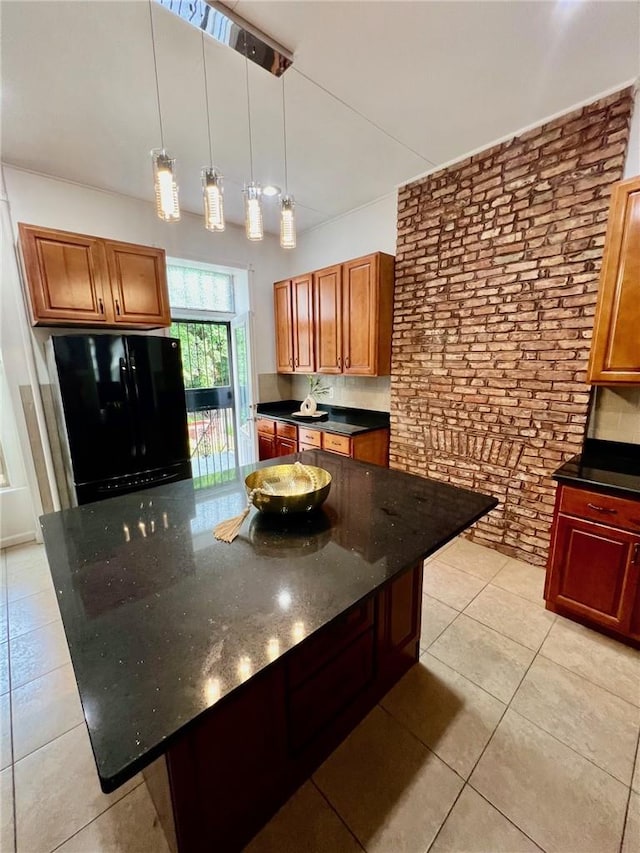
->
[170,321,230,389]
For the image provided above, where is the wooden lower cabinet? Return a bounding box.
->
[149,564,422,853]
[545,484,640,644]
[256,418,389,466]
[257,432,275,461]
[256,418,278,461]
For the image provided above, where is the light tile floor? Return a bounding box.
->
[1,538,639,853]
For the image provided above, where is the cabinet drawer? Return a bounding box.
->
[256,418,275,436]
[298,427,322,448]
[559,486,640,532]
[322,432,351,456]
[287,598,374,689]
[275,421,297,440]
[288,628,374,752]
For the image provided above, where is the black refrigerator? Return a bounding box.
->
[51,334,191,505]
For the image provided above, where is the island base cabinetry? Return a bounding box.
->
[146,563,422,853]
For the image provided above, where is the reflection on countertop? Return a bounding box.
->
[41,452,496,791]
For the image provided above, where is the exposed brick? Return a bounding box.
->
[389,87,632,565]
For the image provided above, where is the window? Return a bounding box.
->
[167,262,235,314]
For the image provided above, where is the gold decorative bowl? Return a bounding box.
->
[245,462,332,515]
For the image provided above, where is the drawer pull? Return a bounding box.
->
[587,504,617,514]
[633,544,640,566]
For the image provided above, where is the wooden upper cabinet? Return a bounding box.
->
[587,175,640,384]
[18,224,109,325]
[342,253,394,376]
[274,277,315,373]
[18,223,170,330]
[278,251,394,377]
[291,274,314,372]
[314,264,342,374]
[104,240,169,327]
[274,280,294,373]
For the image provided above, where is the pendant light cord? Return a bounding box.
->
[148,0,165,150]
[244,34,254,183]
[282,75,289,195]
[201,32,214,167]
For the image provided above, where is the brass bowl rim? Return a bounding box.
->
[244,464,332,514]
[244,463,332,495]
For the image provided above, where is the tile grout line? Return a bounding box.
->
[12,718,84,767]
[7,659,72,698]
[536,647,640,709]
[426,615,553,853]
[310,778,367,852]
[2,550,19,853]
[421,593,636,848]
[618,726,640,853]
[47,779,146,853]
[8,616,61,644]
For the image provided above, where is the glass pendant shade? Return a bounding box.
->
[244,182,264,241]
[151,150,180,222]
[280,195,296,249]
[202,168,225,232]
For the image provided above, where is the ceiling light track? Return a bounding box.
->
[156,0,293,77]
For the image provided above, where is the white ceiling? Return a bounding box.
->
[2,1,638,235]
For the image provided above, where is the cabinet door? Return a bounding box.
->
[587,175,640,383]
[342,255,377,376]
[274,280,294,373]
[376,564,422,691]
[547,515,638,632]
[104,241,170,328]
[275,436,297,457]
[18,223,109,325]
[314,265,342,374]
[258,433,276,461]
[291,274,314,373]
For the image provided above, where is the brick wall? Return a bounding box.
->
[390,88,634,565]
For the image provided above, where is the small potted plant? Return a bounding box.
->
[300,374,330,415]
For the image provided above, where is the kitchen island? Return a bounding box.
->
[41,451,497,852]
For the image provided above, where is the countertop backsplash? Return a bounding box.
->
[258,372,391,413]
[589,387,640,444]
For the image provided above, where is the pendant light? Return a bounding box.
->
[243,35,263,241]
[149,1,180,222]
[201,32,225,232]
[279,75,296,249]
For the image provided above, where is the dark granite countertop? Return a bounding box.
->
[256,400,390,436]
[40,451,497,793]
[553,439,640,498]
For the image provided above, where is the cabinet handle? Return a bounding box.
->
[345,356,350,368]
[289,357,293,367]
[295,357,299,367]
[633,544,640,566]
[115,298,121,316]
[587,503,617,514]
[337,356,342,368]
[98,298,104,314]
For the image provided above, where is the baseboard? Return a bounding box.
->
[1,531,36,550]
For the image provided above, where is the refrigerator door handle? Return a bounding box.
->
[119,358,137,459]
[127,353,146,456]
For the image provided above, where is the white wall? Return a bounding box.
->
[1,165,294,526]
[2,166,288,374]
[285,192,397,275]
